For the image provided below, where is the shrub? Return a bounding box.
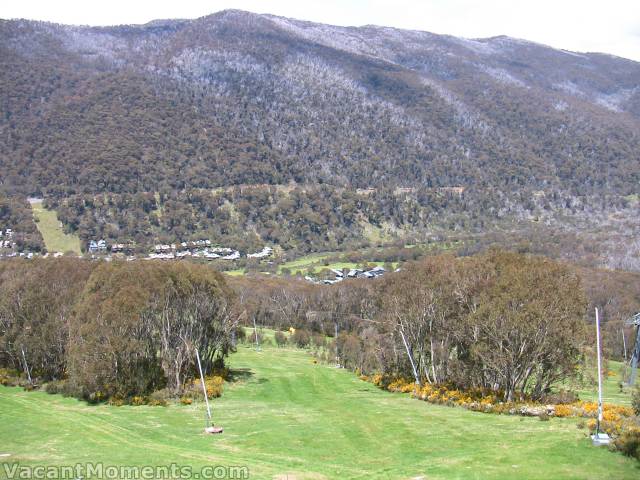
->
[632,384,640,416]
[291,329,311,348]
[235,327,246,344]
[211,365,230,381]
[87,391,106,404]
[108,397,125,407]
[542,390,578,405]
[180,397,193,405]
[312,333,326,349]
[0,368,21,387]
[246,330,264,345]
[45,380,65,395]
[148,389,170,406]
[553,404,574,417]
[182,375,224,400]
[387,378,416,393]
[130,396,146,406]
[44,379,78,398]
[274,331,288,347]
[539,412,550,421]
[614,428,640,461]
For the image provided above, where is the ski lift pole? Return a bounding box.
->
[595,308,603,434]
[591,307,610,445]
[21,347,32,385]
[335,321,340,367]
[253,316,260,351]
[399,327,421,387]
[195,348,212,427]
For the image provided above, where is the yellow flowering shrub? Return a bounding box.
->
[204,375,224,398]
[358,370,638,443]
[371,374,384,387]
[387,378,417,393]
[553,404,573,417]
[186,375,225,399]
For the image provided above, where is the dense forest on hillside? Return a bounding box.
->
[0,11,639,258]
[0,196,44,252]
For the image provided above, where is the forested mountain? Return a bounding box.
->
[1,10,639,257]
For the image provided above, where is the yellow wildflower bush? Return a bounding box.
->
[553,404,574,417]
[204,375,224,398]
[387,378,416,393]
[358,370,640,438]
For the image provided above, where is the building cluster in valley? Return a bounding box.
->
[87,238,273,262]
[306,265,387,285]
[0,228,275,263]
[0,229,15,250]
[0,227,34,258]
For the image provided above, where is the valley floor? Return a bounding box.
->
[0,347,638,479]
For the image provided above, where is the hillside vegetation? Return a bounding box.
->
[0,11,639,260]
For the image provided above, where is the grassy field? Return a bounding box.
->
[30,200,82,254]
[568,360,632,406]
[1,346,638,479]
[277,255,391,275]
[277,252,335,274]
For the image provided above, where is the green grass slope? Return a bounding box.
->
[569,360,633,406]
[30,200,82,254]
[1,346,638,479]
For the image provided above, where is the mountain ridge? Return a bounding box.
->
[0,10,638,260]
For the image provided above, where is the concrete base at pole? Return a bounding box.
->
[591,432,611,446]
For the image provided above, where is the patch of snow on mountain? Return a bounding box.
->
[420,77,490,133]
[454,38,498,55]
[479,65,527,87]
[556,80,585,97]
[554,100,569,111]
[268,17,377,57]
[60,27,127,62]
[560,50,588,59]
[594,88,636,112]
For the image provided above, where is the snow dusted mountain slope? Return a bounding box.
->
[0,9,639,197]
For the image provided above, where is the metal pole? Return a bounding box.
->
[195,348,212,427]
[621,326,628,383]
[595,308,604,434]
[629,326,640,386]
[21,347,32,385]
[253,316,260,351]
[399,327,421,387]
[335,322,339,367]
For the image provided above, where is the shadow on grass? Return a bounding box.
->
[227,368,255,383]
